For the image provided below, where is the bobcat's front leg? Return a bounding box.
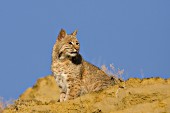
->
[56,85,66,102]
[54,73,67,102]
[59,92,66,102]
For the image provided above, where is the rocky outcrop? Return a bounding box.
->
[3,75,170,113]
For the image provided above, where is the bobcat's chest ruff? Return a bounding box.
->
[54,60,82,85]
[53,71,68,91]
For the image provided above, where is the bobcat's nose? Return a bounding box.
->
[73,46,79,52]
[75,48,79,52]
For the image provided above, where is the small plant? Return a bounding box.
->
[101,64,126,96]
[0,96,14,111]
[101,64,124,81]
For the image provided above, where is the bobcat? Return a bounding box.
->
[51,29,114,102]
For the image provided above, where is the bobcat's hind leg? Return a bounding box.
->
[64,81,81,101]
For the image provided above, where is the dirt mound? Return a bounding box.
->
[3,75,170,113]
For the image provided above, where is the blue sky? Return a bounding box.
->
[0,1,170,100]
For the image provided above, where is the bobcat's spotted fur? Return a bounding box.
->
[51,29,114,102]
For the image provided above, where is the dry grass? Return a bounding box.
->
[101,64,126,97]
[0,97,14,112]
[101,64,124,81]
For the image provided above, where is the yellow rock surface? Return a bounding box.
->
[3,76,170,113]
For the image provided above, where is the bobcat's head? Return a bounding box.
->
[55,29,80,59]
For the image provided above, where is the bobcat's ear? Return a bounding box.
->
[57,29,67,41]
[71,30,78,36]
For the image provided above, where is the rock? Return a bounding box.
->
[19,75,59,103]
[3,76,170,113]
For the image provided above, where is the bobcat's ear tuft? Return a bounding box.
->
[58,29,67,41]
[71,30,78,36]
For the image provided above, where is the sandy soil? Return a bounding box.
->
[3,75,170,113]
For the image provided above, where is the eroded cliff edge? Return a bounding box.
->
[4,75,170,113]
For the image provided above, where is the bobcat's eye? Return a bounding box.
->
[76,43,79,45]
[69,42,73,45]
